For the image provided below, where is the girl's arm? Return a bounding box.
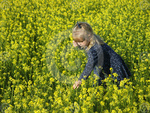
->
[73,50,96,89]
[78,48,98,81]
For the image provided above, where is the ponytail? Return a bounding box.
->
[85,34,105,52]
[94,34,105,45]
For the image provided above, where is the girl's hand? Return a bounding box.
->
[73,40,78,47]
[73,80,82,89]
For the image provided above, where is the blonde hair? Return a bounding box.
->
[72,22,105,51]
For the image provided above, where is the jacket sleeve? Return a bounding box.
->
[78,48,98,80]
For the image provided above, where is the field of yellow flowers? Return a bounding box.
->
[0,0,150,112]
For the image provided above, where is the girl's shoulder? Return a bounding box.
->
[87,42,104,53]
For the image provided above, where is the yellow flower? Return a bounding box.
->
[113,73,118,77]
[100,101,105,106]
[82,107,88,113]
[111,110,117,113]
[120,80,125,87]
[104,110,109,113]
[110,67,113,73]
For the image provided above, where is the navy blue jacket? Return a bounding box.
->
[77,42,131,82]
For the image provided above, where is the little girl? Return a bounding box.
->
[72,22,131,89]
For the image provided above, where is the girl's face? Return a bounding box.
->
[73,33,91,48]
[76,39,90,48]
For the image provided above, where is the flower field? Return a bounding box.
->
[0,0,150,112]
